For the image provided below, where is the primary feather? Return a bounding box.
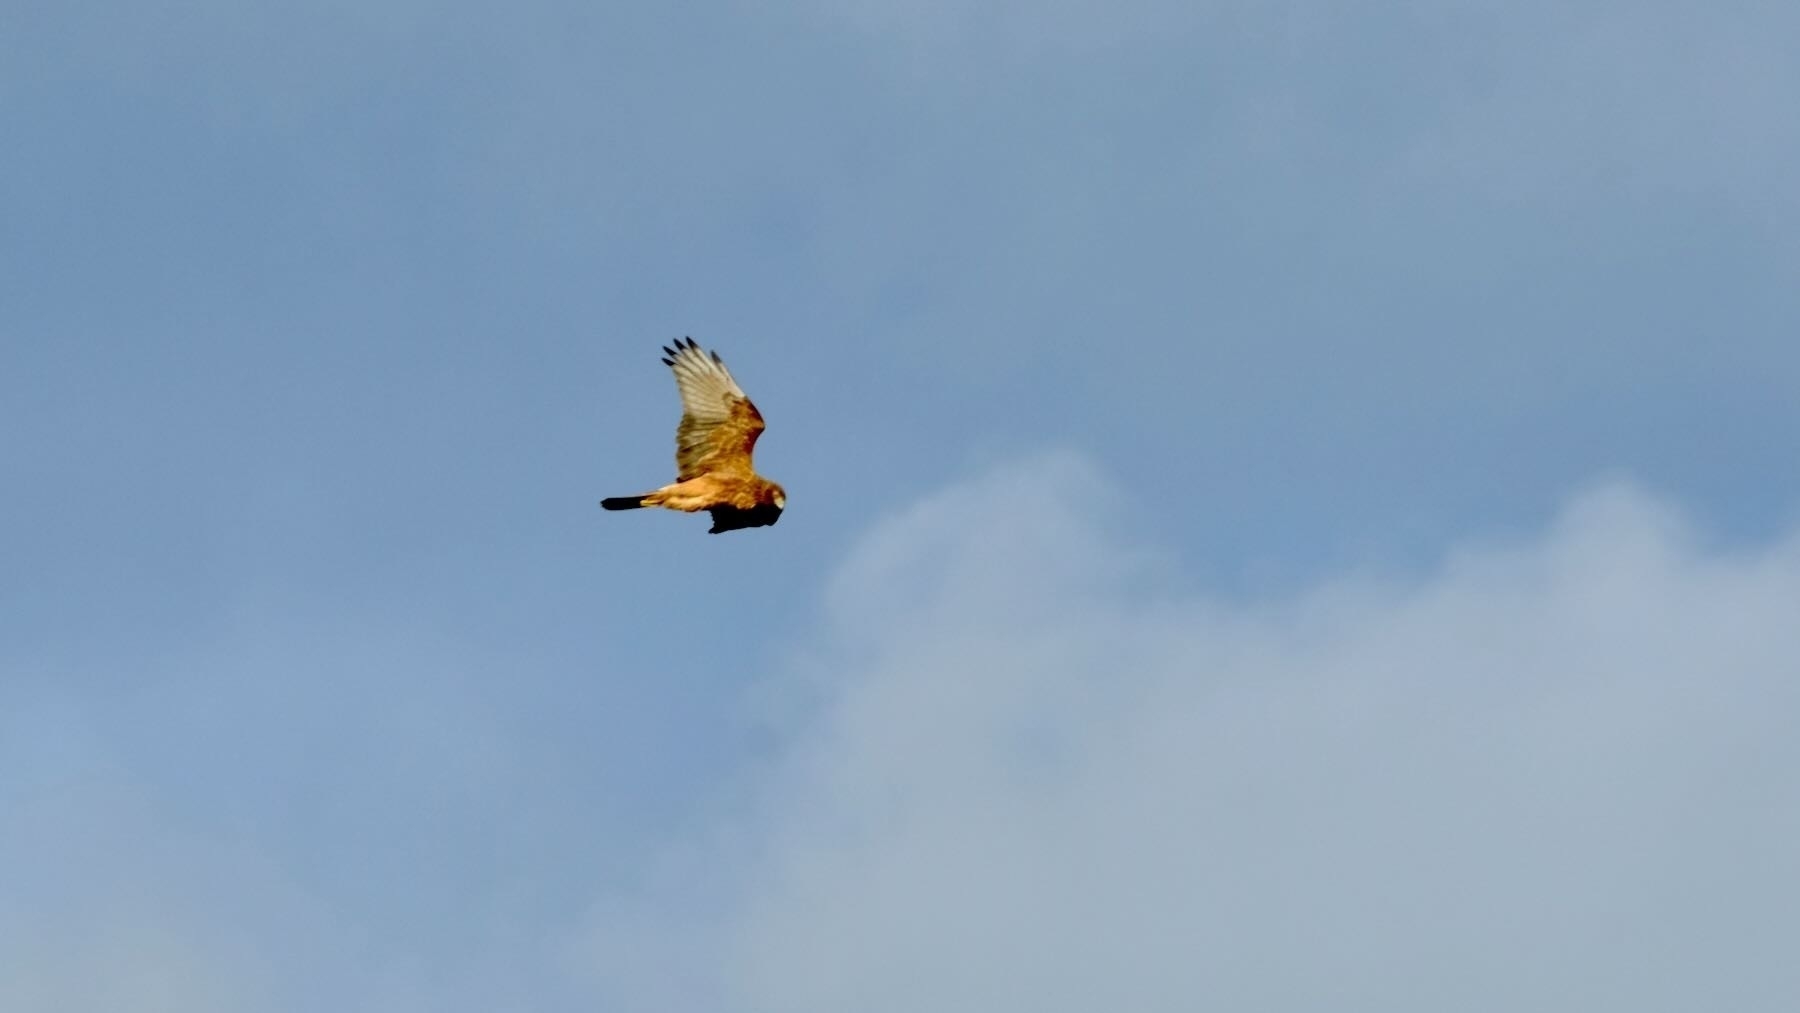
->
[661,336,766,481]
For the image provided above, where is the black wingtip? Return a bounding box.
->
[660,337,717,366]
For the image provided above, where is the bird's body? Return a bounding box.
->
[600,338,785,533]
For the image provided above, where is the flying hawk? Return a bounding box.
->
[600,337,786,533]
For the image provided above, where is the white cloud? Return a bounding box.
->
[586,452,1800,1012]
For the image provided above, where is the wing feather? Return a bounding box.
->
[662,337,765,480]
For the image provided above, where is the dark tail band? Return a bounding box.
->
[600,495,648,511]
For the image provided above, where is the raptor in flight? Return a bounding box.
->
[600,337,786,533]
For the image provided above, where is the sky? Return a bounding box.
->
[3,1,1798,1010]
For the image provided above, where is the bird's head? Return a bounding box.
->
[770,483,787,516]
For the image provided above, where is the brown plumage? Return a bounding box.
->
[600,337,786,533]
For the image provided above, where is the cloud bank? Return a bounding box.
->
[589,452,1800,1012]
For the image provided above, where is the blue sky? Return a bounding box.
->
[5,2,1799,1010]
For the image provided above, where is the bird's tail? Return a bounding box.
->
[600,494,651,510]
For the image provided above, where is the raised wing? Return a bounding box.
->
[661,337,766,480]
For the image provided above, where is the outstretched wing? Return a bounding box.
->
[661,337,766,480]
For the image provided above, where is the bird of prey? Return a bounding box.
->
[600,337,786,534]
